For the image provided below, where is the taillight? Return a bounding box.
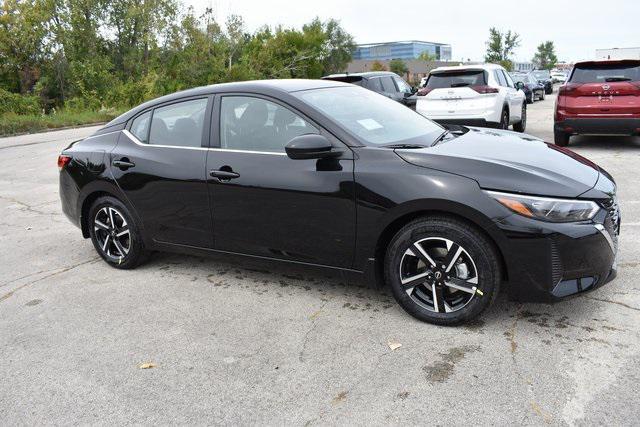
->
[58,155,72,170]
[471,85,499,94]
[417,87,432,96]
[558,83,581,96]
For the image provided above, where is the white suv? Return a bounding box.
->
[416,63,527,132]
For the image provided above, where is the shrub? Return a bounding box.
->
[0,89,41,116]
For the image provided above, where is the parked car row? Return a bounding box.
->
[510,72,545,103]
[321,60,640,149]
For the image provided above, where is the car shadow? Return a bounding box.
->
[141,250,595,328]
[569,135,640,150]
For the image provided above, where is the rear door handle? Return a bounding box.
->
[113,159,135,170]
[209,169,240,181]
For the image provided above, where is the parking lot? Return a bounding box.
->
[1,90,639,425]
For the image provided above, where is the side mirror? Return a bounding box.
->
[285,134,340,160]
[515,81,525,90]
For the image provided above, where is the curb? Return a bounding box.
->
[0,121,108,139]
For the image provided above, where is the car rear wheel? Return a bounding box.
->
[554,130,570,147]
[384,216,500,325]
[499,108,509,130]
[513,103,526,133]
[88,196,148,269]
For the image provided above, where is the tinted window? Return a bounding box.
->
[130,111,151,143]
[394,76,413,94]
[426,70,487,89]
[149,98,208,147]
[367,78,383,91]
[570,62,640,83]
[503,71,515,88]
[380,76,397,93]
[296,86,443,146]
[220,96,319,153]
[532,70,551,80]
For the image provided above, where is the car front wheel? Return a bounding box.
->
[384,217,500,325]
[513,103,526,133]
[88,196,148,269]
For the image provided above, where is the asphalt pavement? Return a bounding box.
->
[1,91,639,425]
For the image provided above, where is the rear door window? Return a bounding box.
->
[570,62,640,83]
[494,70,508,87]
[380,76,398,93]
[367,78,383,92]
[426,70,487,89]
[503,71,515,88]
[148,98,208,148]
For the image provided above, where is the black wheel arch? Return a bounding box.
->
[369,201,509,289]
[77,180,143,239]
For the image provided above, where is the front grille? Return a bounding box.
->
[550,240,563,286]
[601,195,620,252]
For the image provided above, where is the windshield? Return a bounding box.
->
[296,86,443,146]
[532,70,550,79]
[511,74,527,83]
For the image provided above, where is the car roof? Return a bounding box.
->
[430,63,503,73]
[322,71,398,79]
[573,59,640,67]
[105,79,348,128]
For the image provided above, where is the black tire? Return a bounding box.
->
[546,86,553,95]
[384,216,501,325]
[554,130,570,147]
[526,92,533,104]
[88,196,148,269]
[499,108,509,130]
[513,103,526,133]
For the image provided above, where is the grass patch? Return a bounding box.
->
[0,108,124,137]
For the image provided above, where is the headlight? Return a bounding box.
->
[485,191,600,222]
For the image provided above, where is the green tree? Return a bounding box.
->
[389,59,408,76]
[418,51,436,62]
[370,60,386,71]
[484,27,520,71]
[532,41,558,70]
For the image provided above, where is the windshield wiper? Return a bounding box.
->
[605,77,631,82]
[382,143,427,149]
[450,82,471,87]
[431,130,451,145]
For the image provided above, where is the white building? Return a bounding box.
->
[513,62,534,72]
[596,47,640,60]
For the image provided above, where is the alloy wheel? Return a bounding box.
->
[399,237,479,313]
[521,105,526,128]
[93,206,131,260]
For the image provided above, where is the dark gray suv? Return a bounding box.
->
[322,71,417,109]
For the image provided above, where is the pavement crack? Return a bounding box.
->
[0,257,100,302]
[298,300,328,362]
[585,296,640,312]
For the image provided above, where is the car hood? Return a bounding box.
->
[396,127,601,198]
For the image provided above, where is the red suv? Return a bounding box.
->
[554,59,640,146]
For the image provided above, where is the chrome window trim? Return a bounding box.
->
[208,148,287,156]
[122,129,208,151]
[83,130,122,141]
[123,130,288,155]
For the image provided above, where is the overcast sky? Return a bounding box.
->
[185,0,638,63]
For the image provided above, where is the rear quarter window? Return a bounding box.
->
[426,70,487,89]
[570,63,640,83]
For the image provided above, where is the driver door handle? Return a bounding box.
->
[113,158,135,169]
[209,169,240,181]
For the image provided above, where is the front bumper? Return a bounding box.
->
[498,203,620,302]
[432,118,500,128]
[555,118,640,136]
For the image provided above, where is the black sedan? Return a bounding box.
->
[511,72,545,103]
[59,79,619,325]
[531,69,554,94]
